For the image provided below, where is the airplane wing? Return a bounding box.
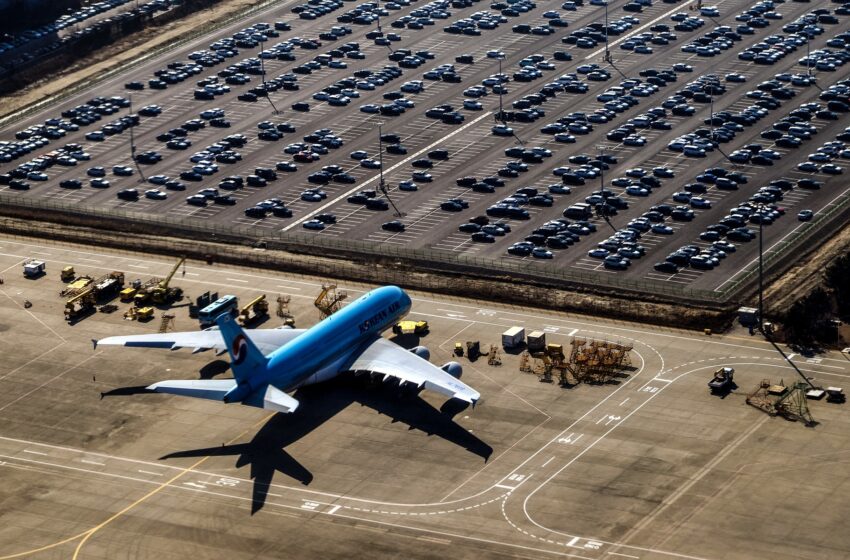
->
[95,327,305,355]
[350,338,480,404]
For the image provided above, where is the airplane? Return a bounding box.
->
[95,285,480,413]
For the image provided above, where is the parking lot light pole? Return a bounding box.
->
[709,92,714,145]
[806,35,811,76]
[757,202,765,331]
[498,57,504,123]
[127,95,145,182]
[598,145,606,197]
[603,2,611,64]
[259,40,280,114]
[378,124,385,191]
[377,124,404,217]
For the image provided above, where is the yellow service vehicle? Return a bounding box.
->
[136,307,155,321]
[393,320,429,335]
[60,266,75,282]
[237,294,270,326]
[120,287,138,302]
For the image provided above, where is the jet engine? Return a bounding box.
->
[410,346,430,361]
[441,362,463,379]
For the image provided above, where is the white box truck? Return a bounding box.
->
[502,326,525,349]
[23,260,46,278]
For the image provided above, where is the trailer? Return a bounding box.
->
[708,367,735,394]
[93,272,125,300]
[502,326,525,349]
[527,330,546,353]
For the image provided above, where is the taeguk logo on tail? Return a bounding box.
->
[232,334,248,365]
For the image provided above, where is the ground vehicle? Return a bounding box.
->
[134,307,155,321]
[64,288,96,322]
[120,284,139,302]
[393,320,429,335]
[382,220,405,232]
[60,266,75,282]
[134,257,185,306]
[237,294,269,326]
[708,367,734,394]
[23,260,45,278]
[199,294,239,328]
[502,326,525,349]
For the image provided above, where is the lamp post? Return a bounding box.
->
[259,39,279,114]
[806,35,811,76]
[603,1,611,63]
[498,57,504,122]
[756,202,765,332]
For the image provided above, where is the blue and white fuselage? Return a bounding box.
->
[257,285,410,392]
[97,285,479,413]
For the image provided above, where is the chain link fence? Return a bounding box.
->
[1,188,847,309]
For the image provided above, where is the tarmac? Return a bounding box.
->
[0,232,849,559]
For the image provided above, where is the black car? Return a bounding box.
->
[654,261,680,273]
[213,195,237,205]
[117,188,139,201]
[60,179,82,189]
[382,220,405,232]
[366,198,389,210]
[244,206,267,218]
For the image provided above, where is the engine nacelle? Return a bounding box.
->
[410,346,431,361]
[441,361,463,379]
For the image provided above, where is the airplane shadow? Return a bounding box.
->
[159,375,492,514]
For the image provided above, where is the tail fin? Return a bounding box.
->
[216,312,268,402]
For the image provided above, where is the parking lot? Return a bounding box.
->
[1,0,850,292]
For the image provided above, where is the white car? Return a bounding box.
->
[145,188,168,200]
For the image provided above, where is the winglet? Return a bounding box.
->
[92,338,98,350]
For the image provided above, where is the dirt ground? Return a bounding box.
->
[763,223,850,316]
[0,0,264,120]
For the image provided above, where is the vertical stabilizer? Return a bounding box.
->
[216,312,269,402]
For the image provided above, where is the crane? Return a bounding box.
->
[135,257,185,306]
[150,256,185,304]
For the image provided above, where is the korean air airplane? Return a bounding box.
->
[96,286,479,412]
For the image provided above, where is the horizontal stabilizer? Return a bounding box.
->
[241,383,299,413]
[259,385,299,414]
[147,379,237,401]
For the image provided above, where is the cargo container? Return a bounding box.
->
[502,326,525,349]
